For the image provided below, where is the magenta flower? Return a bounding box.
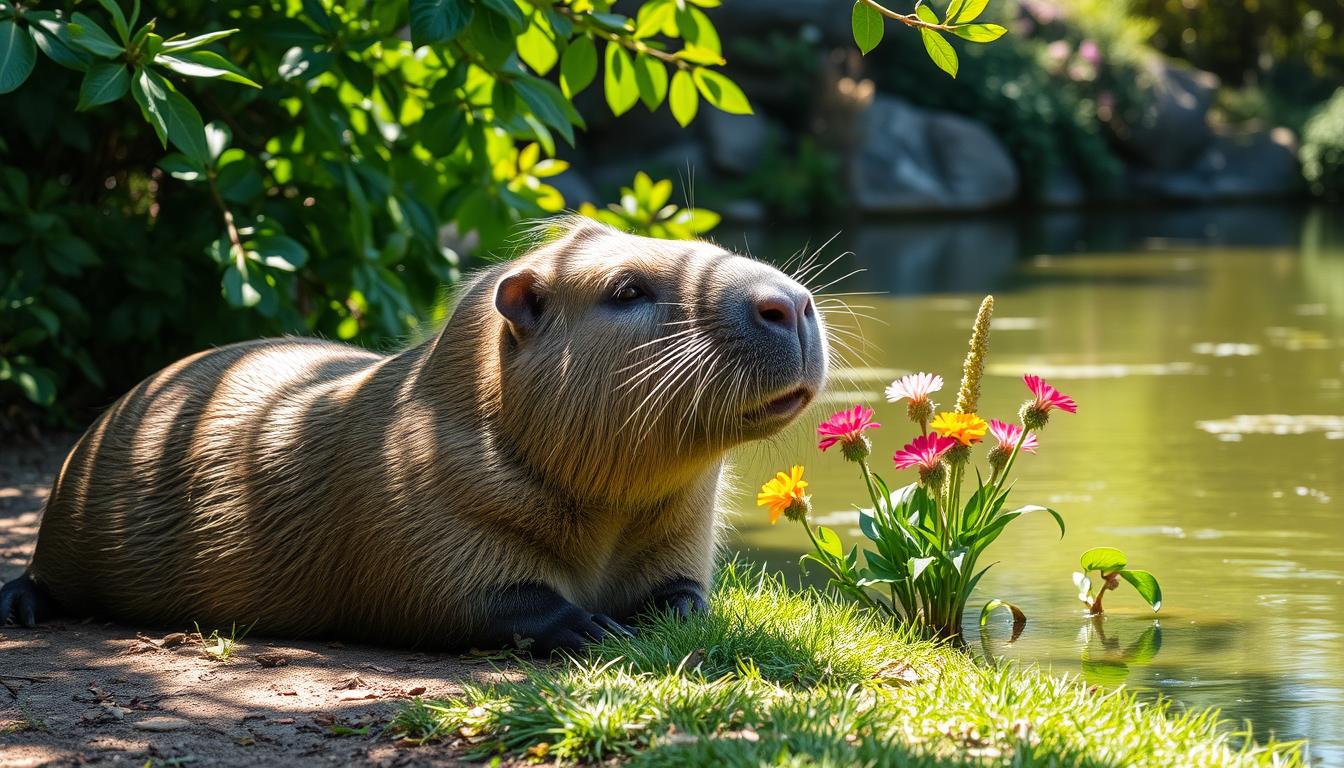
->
[1020,375,1077,430]
[988,419,1038,454]
[892,433,958,471]
[1023,375,1077,414]
[817,405,880,461]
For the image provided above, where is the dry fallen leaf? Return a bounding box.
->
[255,653,289,668]
[333,674,367,690]
[338,690,379,701]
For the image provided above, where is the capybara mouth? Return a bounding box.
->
[745,386,814,423]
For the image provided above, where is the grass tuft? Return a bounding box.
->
[193,621,251,662]
[390,563,1307,766]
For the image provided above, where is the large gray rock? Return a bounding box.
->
[849,95,1020,213]
[1113,61,1219,170]
[1129,128,1304,201]
[704,109,772,176]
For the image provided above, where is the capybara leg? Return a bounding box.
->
[484,583,634,656]
[0,574,58,627]
[636,576,708,621]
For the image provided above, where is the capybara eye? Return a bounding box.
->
[611,282,650,304]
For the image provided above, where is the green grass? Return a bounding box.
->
[390,564,1306,766]
[193,621,252,662]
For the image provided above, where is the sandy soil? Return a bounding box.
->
[0,434,496,767]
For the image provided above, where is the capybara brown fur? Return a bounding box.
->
[0,218,828,653]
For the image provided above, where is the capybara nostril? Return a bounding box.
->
[755,294,799,331]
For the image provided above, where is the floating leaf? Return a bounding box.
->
[1080,547,1127,574]
[979,599,1027,641]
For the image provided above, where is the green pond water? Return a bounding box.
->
[720,205,1344,763]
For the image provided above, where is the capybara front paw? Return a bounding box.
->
[645,577,708,620]
[0,575,55,627]
[520,607,635,655]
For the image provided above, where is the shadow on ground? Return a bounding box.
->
[0,434,497,768]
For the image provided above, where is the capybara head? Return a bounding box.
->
[490,219,827,504]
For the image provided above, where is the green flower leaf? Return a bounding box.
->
[559,34,596,98]
[0,19,37,94]
[27,12,96,71]
[517,14,558,75]
[669,68,698,126]
[1118,569,1162,612]
[96,0,130,44]
[979,598,1027,642]
[603,42,639,117]
[251,234,308,271]
[691,67,750,114]
[815,526,843,559]
[951,23,1006,43]
[1080,547,1127,574]
[514,75,581,146]
[851,1,884,55]
[77,61,130,109]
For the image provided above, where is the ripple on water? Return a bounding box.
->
[1196,414,1344,438]
[1192,342,1261,357]
[987,362,1201,378]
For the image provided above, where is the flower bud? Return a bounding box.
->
[944,444,971,467]
[988,445,1012,474]
[841,435,872,463]
[906,397,934,426]
[1019,401,1050,431]
[784,494,813,524]
[918,462,946,489]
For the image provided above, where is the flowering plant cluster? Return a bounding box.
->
[757,296,1082,639]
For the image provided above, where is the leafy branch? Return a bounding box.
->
[850,0,1008,78]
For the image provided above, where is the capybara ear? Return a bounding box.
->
[495,268,545,341]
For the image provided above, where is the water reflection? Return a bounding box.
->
[725,204,1344,763]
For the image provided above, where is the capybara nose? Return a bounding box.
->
[754,291,812,333]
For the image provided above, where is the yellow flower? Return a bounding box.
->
[930,412,989,446]
[757,465,809,524]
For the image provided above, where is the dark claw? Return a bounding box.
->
[643,577,708,621]
[592,613,637,639]
[0,575,55,628]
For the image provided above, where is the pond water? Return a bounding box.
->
[719,205,1344,764]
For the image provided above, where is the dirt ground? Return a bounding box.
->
[0,433,499,767]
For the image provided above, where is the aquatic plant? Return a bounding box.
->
[1073,547,1163,615]
[761,295,1090,639]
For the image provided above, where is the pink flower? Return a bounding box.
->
[1078,40,1101,66]
[817,405,880,460]
[988,419,1038,454]
[1023,375,1077,414]
[885,372,942,404]
[892,433,958,471]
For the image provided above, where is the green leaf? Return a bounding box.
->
[951,23,1005,42]
[223,262,262,307]
[1118,569,1162,612]
[205,121,231,161]
[27,13,95,71]
[919,28,958,77]
[96,0,130,43]
[944,0,965,23]
[252,234,307,271]
[674,6,719,54]
[516,14,557,74]
[1080,547,1127,574]
[669,69,697,126]
[10,364,55,406]
[691,67,750,114]
[634,0,675,39]
[156,50,260,87]
[979,598,1027,640]
[0,20,36,94]
[815,526,843,559]
[161,29,239,53]
[952,0,988,23]
[130,67,168,145]
[851,1,883,55]
[514,75,580,145]
[409,0,472,48]
[559,34,596,98]
[632,53,668,111]
[77,62,129,109]
[159,152,204,181]
[915,4,940,24]
[1004,504,1065,538]
[68,13,124,58]
[603,43,639,117]
[479,0,526,33]
[908,556,935,582]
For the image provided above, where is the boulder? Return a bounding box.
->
[849,95,1020,213]
[703,109,772,176]
[1129,128,1304,201]
[1113,61,1219,171]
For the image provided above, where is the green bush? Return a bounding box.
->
[1301,88,1344,200]
[0,0,744,420]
